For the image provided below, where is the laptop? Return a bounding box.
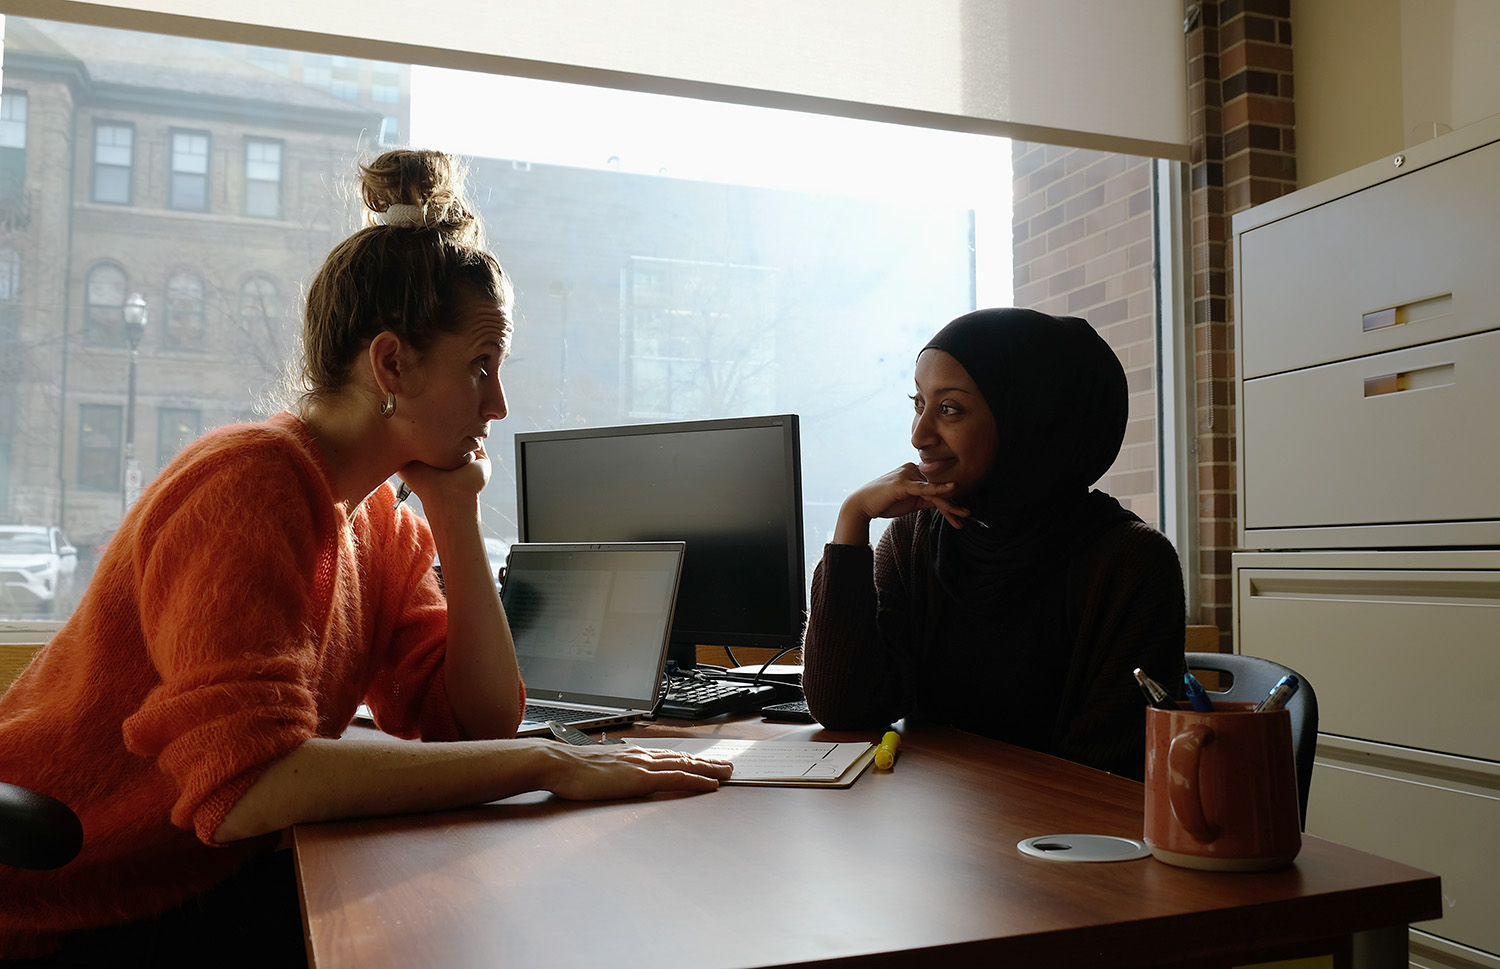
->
[504,541,686,737]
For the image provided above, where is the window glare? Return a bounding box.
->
[1,16,1170,624]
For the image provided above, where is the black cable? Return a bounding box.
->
[750,646,803,692]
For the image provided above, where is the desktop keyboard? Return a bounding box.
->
[657,676,778,721]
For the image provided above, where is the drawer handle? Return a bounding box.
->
[1361,293,1453,332]
[1363,362,1455,397]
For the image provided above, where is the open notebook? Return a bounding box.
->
[505,541,685,737]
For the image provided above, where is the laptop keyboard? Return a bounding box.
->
[657,677,777,720]
[524,703,610,724]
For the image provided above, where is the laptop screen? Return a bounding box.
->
[502,542,685,709]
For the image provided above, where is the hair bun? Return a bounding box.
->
[359,149,483,245]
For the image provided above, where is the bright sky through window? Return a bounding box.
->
[409,66,1014,306]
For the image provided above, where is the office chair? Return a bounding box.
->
[0,780,83,870]
[1183,652,1319,830]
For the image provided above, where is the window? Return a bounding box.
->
[371,63,401,104]
[244,138,282,218]
[302,53,332,90]
[92,123,134,204]
[624,258,778,419]
[0,397,11,515]
[83,264,127,347]
[156,407,200,470]
[163,272,206,350]
[0,249,19,341]
[238,275,280,333]
[77,404,122,490]
[247,46,291,76]
[2,16,1181,627]
[0,91,26,210]
[169,130,210,211]
[330,57,361,100]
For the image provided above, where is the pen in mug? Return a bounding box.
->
[1254,674,1299,713]
[392,482,412,510]
[1183,671,1215,712]
[1133,668,1178,711]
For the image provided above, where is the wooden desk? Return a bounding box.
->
[294,720,1440,969]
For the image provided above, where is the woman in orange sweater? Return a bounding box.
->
[0,150,730,966]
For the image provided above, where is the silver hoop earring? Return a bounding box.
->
[379,391,397,418]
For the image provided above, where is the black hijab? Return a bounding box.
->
[922,307,1140,604]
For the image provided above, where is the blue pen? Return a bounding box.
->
[1254,674,1300,713]
[1183,671,1214,712]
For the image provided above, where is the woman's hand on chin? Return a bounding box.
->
[396,446,491,509]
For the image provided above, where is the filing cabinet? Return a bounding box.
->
[1233,115,1500,969]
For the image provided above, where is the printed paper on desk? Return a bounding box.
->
[622,738,877,787]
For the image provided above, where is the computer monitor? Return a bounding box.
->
[514,414,806,669]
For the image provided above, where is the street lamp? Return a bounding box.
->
[121,292,148,513]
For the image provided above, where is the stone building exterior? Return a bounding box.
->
[1,17,393,552]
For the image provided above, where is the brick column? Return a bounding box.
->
[1185,0,1297,645]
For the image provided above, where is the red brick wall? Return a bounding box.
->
[1011,143,1161,527]
[1012,0,1297,644]
[1187,0,1297,644]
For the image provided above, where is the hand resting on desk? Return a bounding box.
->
[213,737,734,842]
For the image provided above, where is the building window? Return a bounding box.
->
[623,257,779,420]
[0,249,19,341]
[378,117,401,147]
[238,275,280,333]
[302,53,332,90]
[169,130,210,211]
[92,123,133,205]
[0,91,26,210]
[330,56,361,99]
[0,397,12,516]
[163,272,206,351]
[244,138,282,218]
[371,63,401,104]
[78,404,122,490]
[83,264,127,347]
[246,46,291,76]
[156,407,199,470]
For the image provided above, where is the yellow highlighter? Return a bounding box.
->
[874,730,901,770]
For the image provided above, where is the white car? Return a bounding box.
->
[0,525,79,616]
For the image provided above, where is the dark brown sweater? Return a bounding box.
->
[802,511,1186,779]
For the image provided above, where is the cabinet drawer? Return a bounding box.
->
[1239,138,1500,379]
[1309,738,1500,959]
[1236,567,1500,760]
[1242,329,1500,533]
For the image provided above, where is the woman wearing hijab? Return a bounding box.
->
[800,307,1186,779]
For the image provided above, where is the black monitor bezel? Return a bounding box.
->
[514,414,807,666]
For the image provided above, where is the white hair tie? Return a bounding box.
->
[384,203,427,227]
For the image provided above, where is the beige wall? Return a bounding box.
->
[1294,0,1500,186]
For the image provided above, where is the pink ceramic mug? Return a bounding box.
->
[1143,701,1301,871]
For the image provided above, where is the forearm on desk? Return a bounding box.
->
[213,736,557,842]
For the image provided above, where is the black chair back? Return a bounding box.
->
[0,780,83,870]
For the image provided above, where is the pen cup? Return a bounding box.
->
[1143,702,1301,871]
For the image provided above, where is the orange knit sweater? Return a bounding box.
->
[0,413,482,958]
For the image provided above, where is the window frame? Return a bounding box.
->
[155,406,201,471]
[162,271,207,351]
[82,263,128,348]
[91,121,135,206]
[243,136,283,219]
[76,403,123,491]
[168,128,212,212]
